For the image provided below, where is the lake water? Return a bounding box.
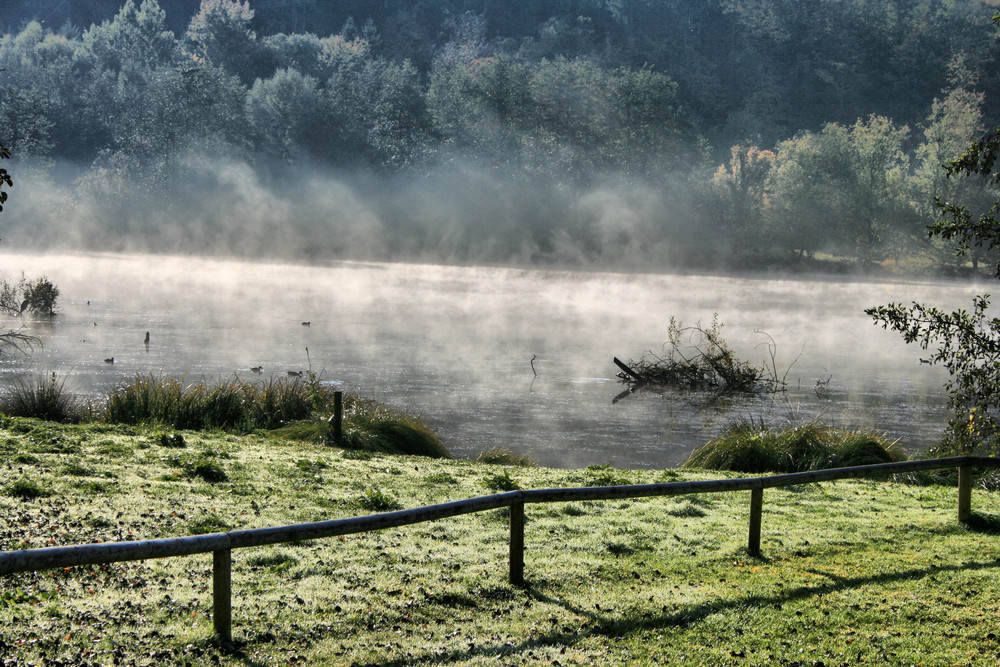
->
[0,251,983,469]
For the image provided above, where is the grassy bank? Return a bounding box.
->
[1,419,999,665]
[0,373,450,458]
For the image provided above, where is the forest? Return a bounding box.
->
[1,0,999,270]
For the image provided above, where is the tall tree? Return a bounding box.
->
[185,0,266,84]
[244,67,325,163]
[867,14,1000,456]
[711,144,775,259]
[914,57,997,271]
[82,0,175,75]
[768,116,914,262]
[0,142,42,356]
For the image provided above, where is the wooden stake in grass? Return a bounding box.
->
[958,464,972,524]
[332,391,343,446]
[748,487,763,556]
[213,548,232,643]
[510,500,525,586]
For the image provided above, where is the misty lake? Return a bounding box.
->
[0,251,983,469]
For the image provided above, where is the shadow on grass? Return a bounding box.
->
[217,642,268,667]
[342,556,1000,666]
[966,511,1000,534]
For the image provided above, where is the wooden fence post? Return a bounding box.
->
[748,487,763,556]
[509,501,524,586]
[958,465,972,524]
[213,548,232,643]
[330,391,343,446]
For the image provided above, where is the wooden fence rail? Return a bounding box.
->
[1,455,997,643]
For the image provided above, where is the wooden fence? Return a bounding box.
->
[0,455,997,643]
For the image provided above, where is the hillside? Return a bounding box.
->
[2,1,1000,269]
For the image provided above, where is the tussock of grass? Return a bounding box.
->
[246,550,299,570]
[268,419,330,442]
[341,403,449,458]
[154,431,186,448]
[104,374,320,432]
[353,488,403,512]
[684,419,905,473]
[341,448,373,461]
[423,472,458,485]
[4,477,49,499]
[584,463,633,486]
[482,470,521,491]
[475,446,538,466]
[0,374,85,423]
[186,514,230,535]
[1,373,450,460]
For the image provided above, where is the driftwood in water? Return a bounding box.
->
[613,317,787,399]
[612,358,647,404]
[613,357,642,381]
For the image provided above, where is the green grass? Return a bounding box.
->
[0,418,998,665]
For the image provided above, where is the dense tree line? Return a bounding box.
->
[0,0,998,269]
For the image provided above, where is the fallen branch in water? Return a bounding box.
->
[0,327,39,358]
[614,316,788,395]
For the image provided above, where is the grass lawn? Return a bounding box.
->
[0,417,999,665]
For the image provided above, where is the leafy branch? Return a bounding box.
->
[866,296,1000,454]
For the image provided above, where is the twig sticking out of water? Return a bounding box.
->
[755,329,800,391]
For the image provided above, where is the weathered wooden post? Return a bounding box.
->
[958,464,972,524]
[213,548,232,643]
[748,487,763,556]
[509,501,525,586]
[331,391,343,446]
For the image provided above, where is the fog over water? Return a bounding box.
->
[0,251,979,468]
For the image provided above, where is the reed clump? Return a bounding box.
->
[0,373,86,423]
[103,374,450,458]
[103,374,329,432]
[340,396,450,458]
[683,418,905,473]
[475,447,538,467]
